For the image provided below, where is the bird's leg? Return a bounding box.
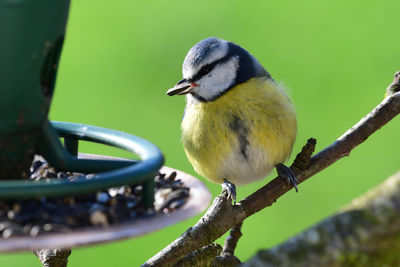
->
[221,179,237,204]
[276,163,298,193]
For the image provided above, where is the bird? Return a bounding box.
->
[166,37,297,202]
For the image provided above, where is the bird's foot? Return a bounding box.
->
[276,163,298,192]
[221,179,237,204]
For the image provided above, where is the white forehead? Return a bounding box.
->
[182,37,229,79]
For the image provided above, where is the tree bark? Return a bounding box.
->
[175,244,222,267]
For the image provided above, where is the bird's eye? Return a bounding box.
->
[192,62,218,81]
[198,64,214,77]
[203,65,213,74]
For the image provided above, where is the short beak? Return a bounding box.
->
[166,79,195,96]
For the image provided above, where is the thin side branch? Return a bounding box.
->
[222,221,243,255]
[386,70,400,96]
[208,222,243,267]
[34,248,71,267]
[144,73,400,267]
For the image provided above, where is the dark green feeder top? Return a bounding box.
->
[0,0,164,210]
[0,0,70,179]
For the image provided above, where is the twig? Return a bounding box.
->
[143,72,400,267]
[386,71,400,96]
[209,222,243,267]
[290,138,316,173]
[33,248,71,267]
[222,221,243,255]
[243,171,400,267]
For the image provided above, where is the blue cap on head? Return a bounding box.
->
[184,37,222,68]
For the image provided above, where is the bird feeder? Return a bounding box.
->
[0,0,211,265]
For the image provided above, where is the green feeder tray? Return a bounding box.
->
[0,165,211,252]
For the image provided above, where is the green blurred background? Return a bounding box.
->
[2,0,399,266]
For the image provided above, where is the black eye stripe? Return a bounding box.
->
[195,64,214,78]
[192,55,231,81]
[192,62,217,81]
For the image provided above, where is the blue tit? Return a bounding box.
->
[167,37,297,202]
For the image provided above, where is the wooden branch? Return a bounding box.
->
[222,221,243,255]
[210,222,243,266]
[386,70,400,96]
[243,171,400,266]
[34,248,71,267]
[175,244,222,267]
[143,72,400,267]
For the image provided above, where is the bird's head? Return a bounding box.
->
[166,37,271,102]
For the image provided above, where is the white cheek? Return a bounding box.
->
[195,57,239,100]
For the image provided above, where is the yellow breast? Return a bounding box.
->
[181,77,297,185]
